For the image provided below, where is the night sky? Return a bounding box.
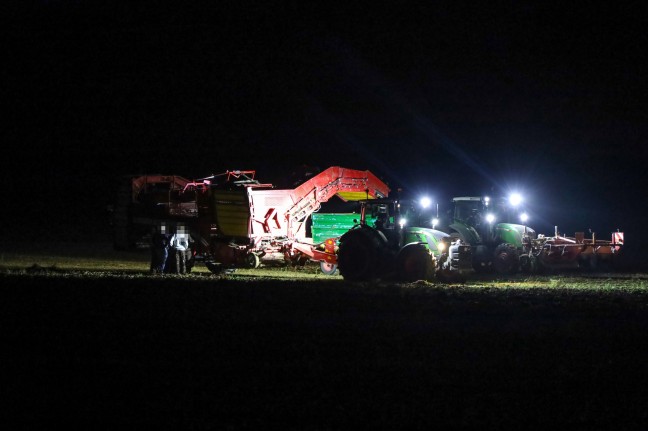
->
[5,1,647,259]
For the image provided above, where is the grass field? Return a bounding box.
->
[2,242,648,429]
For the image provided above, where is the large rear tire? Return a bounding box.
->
[338,228,388,282]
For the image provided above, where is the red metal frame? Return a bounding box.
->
[244,166,390,265]
[125,167,390,269]
[529,230,624,269]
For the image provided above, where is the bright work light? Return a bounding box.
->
[520,212,529,223]
[420,197,431,209]
[509,193,523,207]
[486,213,495,223]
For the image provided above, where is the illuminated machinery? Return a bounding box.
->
[523,227,624,273]
[446,195,624,274]
[335,198,473,283]
[111,174,200,251]
[192,167,390,273]
[113,167,390,274]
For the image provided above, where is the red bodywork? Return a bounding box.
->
[123,167,390,268]
[238,166,390,266]
[528,229,624,270]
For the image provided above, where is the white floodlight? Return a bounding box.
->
[520,212,529,223]
[420,196,432,209]
[399,218,407,228]
[486,213,495,223]
[432,218,439,229]
[509,193,523,207]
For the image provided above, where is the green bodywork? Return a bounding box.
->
[403,227,449,257]
[312,213,449,257]
[311,213,376,243]
[448,222,482,245]
[449,197,533,249]
[494,223,527,248]
[451,220,527,248]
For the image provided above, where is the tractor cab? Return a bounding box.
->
[450,195,535,247]
[358,198,429,242]
[448,195,536,273]
[449,197,485,244]
[359,199,403,247]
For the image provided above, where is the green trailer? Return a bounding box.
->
[311,213,378,243]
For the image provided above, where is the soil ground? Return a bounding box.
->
[2,244,648,429]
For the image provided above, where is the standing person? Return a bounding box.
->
[150,221,171,274]
[170,222,190,274]
[165,225,177,274]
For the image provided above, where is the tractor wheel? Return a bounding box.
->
[493,243,520,275]
[337,228,388,282]
[320,261,338,276]
[594,255,614,273]
[396,244,434,282]
[519,254,537,273]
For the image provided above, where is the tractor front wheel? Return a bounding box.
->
[493,243,520,274]
[396,244,434,282]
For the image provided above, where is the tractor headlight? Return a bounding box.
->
[509,193,523,207]
[437,241,446,252]
[432,218,439,229]
[399,218,407,227]
[420,196,431,209]
[486,213,495,223]
[520,212,529,223]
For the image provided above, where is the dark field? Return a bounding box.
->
[3,250,648,429]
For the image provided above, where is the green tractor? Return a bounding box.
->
[446,195,536,274]
[337,198,473,282]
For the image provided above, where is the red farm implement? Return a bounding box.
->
[111,167,390,274]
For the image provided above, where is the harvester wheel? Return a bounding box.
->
[396,244,434,282]
[246,253,261,269]
[205,261,236,275]
[493,243,520,274]
[320,262,338,275]
[337,227,388,282]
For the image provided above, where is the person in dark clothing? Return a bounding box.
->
[374,211,388,230]
[150,222,171,274]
